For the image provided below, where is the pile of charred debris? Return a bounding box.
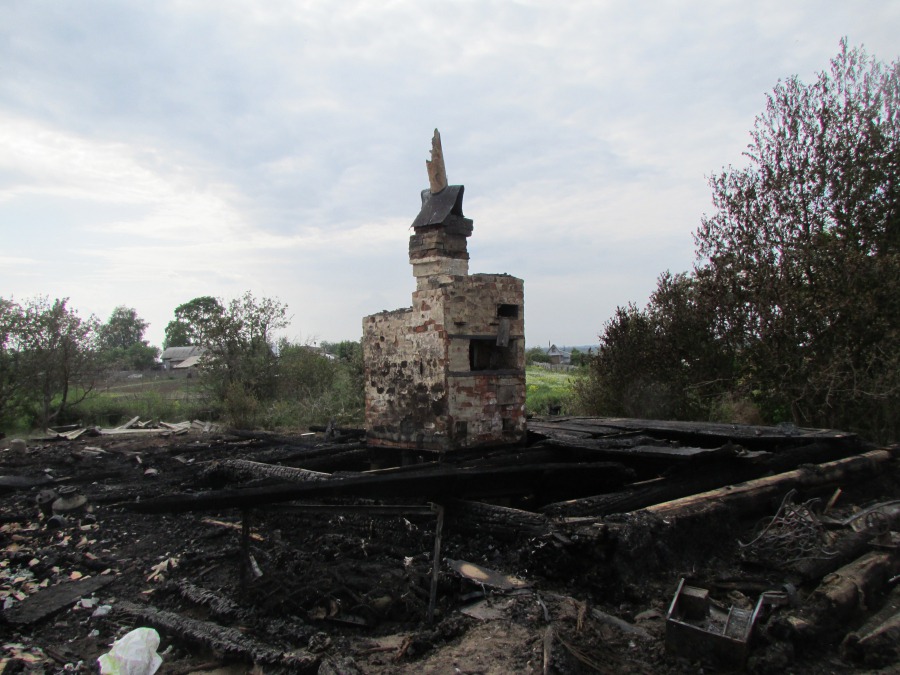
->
[1,417,899,673]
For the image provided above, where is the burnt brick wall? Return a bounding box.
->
[363,274,525,452]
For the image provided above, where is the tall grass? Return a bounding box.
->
[38,376,215,430]
[526,366,580,415]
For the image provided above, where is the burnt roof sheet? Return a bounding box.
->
[411,185,465,228]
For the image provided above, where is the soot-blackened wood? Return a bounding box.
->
[428,504,445,624]
[529,416,860,451]
[3,575,116,625]
[252,443,366,466]
[776,550,900,644]
[216,459,331,483]
[643,449,895,523]
[285,448,370,472]
[791,528,878,581]
[127,461,634,514]
[116,600,319,671]
[225,428,320,447]
[173,580,245,620]
[541,441,861,517]
[308,425,366,437]
[445,499,552,539]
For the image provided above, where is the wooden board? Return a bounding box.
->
[3,575,116,625]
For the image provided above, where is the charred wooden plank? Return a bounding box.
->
[774,549,900,644]
[530,416,859,451]
[644,448,894,523]
[0,474,55,493]
[116,600,318,671]
[541,441,862,517]
[284,448,370,472]
[258,503,435,517]
[445,499,552,539]
[842,585,900,666]
[308,425,366,437]
[3,575,116,625]
[790,528,878,581]
[173,580,246,620]
[215,459,331,483]
[573,449,899,576]
[127,461,634,514]
[535,437,730,460]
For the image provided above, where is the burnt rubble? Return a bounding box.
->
[1,417,899,673]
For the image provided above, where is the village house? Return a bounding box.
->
[159,346,205,371]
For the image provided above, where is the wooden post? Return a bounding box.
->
[428,503,445,624]
[241,508,252,586]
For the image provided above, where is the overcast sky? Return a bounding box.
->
[1,2,897,350]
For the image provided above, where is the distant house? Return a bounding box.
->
[547,344,571,366]
[160,346,206,371]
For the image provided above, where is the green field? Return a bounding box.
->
[525,366,579,415]
[56,374,212,429]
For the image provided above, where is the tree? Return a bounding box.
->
[525,346,551,365]
[579,42,899,440]
[278,340,336,401]
[0,298,25,426]
[0,297,99,428]
[98,306,158,370]
[574,301,671,418]
[199,292,290,426]
[164,296,225,348]
[98,306,148,350]
[695,40,900,436]
[321,340,362,363]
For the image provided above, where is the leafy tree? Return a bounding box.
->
[525,346,550,365]
[277,340,336,401]
[98,306,158,370]
[98,306,148,350]
[164,296,225,348]
[321,340,362,363]
[579,42,899,440]
[319,339,365,410]
[199,292,290,426]
[696,40,899,435]
[0,297,99,428]
[575,302,669,418]
[0,298,25,425]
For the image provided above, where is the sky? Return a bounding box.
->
[1,1,897,351]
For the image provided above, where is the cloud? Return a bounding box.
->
[1,1,898,349]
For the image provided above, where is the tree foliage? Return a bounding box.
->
[189,292,290,424]
[525,346,551,365]
[578,42,900,441]
[97,306,158,370]
[164,296,225,348]
[0,297,99,428]
[98,306,148,350]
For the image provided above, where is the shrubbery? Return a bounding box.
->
[576,42,900,442]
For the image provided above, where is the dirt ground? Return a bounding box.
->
[1,426,899,674]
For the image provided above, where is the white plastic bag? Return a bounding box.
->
[97,627,163,675]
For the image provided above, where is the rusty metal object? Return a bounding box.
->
[665,578,787,666]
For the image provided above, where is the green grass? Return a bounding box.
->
[5,366,577,435]
[58,376,215,428]
[526,366,580,415]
